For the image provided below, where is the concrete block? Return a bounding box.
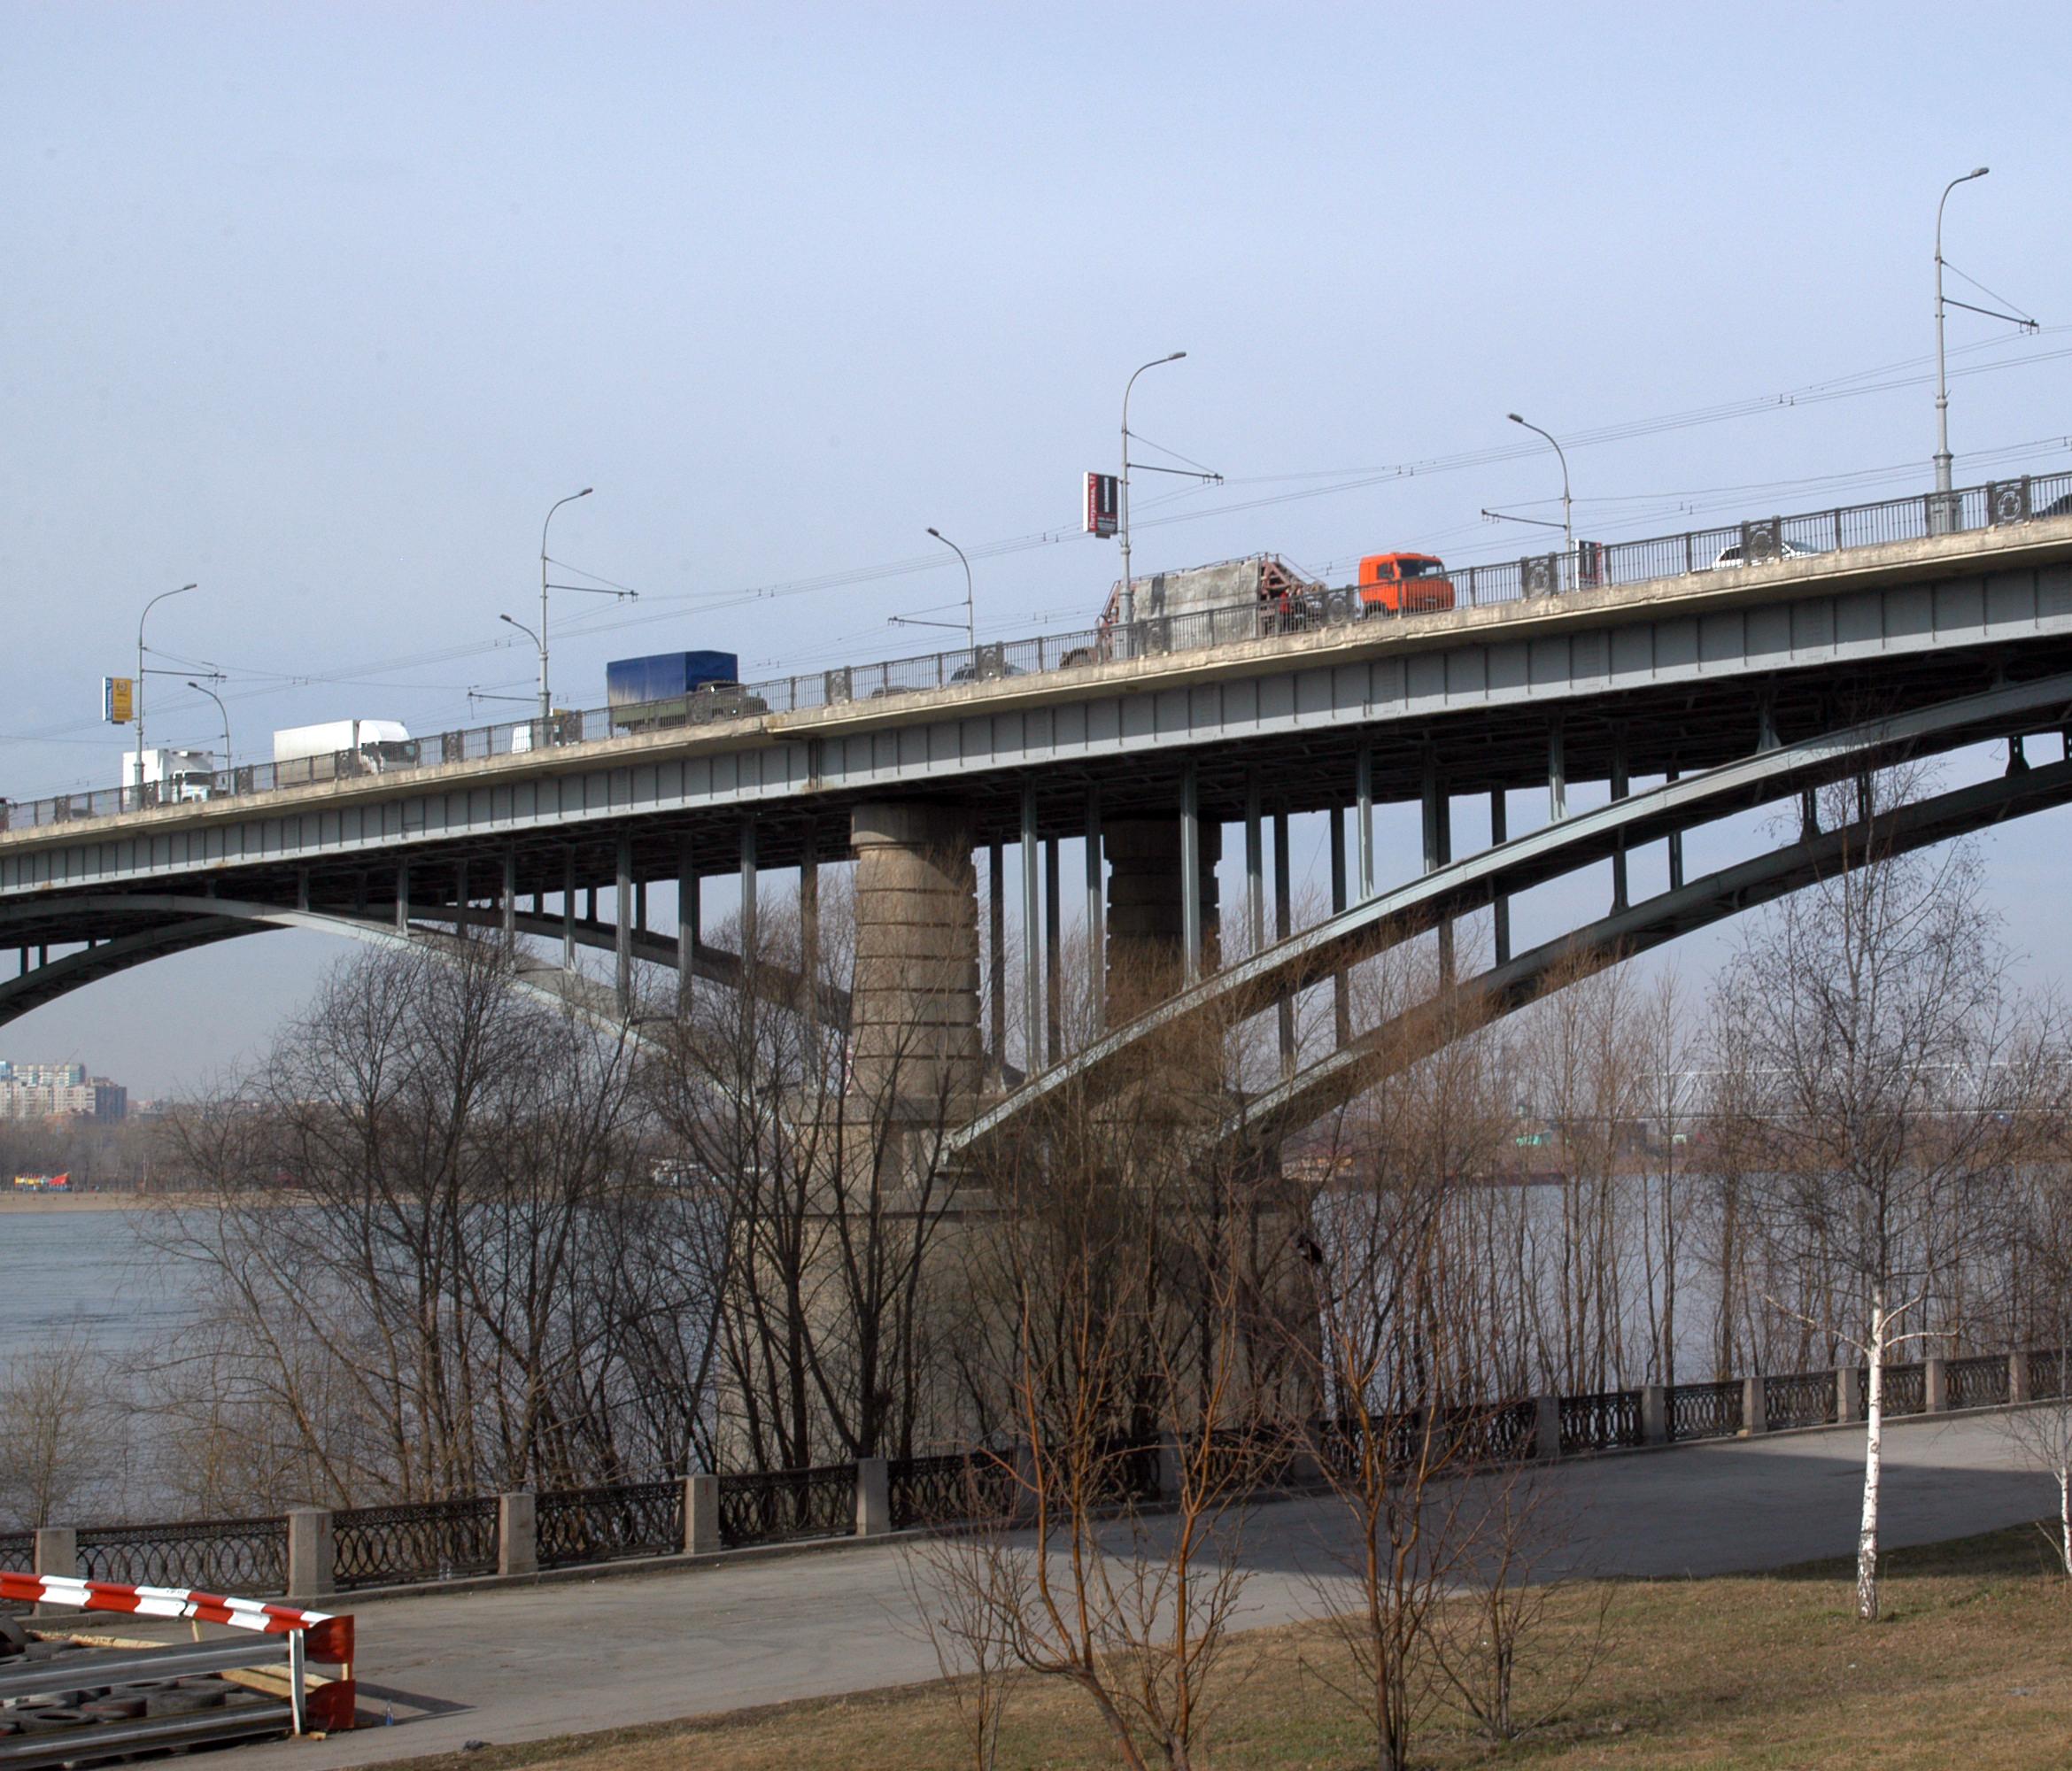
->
[1156,1432,1185,1498]
[1640,1383,1667,1446]
[1924,1357,1947,1413]
[498,1491,537,1577]
[854,1458,890,1536]
[287,1507,334,1598]
[1836,1364,1861,1424]
[32,1527,75,1618]
[1534,1395,1563,1461]
[2010,1349,2030,1404]
[1743,1374,1767,1435]
[684,1474,721,1555]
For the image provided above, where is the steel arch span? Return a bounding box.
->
[1216,754,2072,1157]
[0,892,847,1039]
[945,670,2072,1162]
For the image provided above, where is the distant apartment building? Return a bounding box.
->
[0,1059,128,1122]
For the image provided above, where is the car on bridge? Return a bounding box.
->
[1357,551,1457,615]
[1705,537,1825,570]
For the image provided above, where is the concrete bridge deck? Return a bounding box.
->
[215,1411,2050,1768]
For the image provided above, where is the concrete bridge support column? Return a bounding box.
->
[1490,789,1511,966]
[850,801,983,1110]
[1105,815,1221,1022]
[1273,807,1295,1076]
[1328,809,1350,1045]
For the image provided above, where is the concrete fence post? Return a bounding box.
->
[855,1458,890,1537]
[1836,1364,1861,1425]
[32,1527,76,1618]
[286,1507,334,1598]
[1924,1357,1948,1414]
[2010,1348,2031,1405]
[1639,1384,1667,1447]
[498,1491,537,1578]
[1743,1374,1767,1435]
[684,1474,720,1555]
[1534,1395,1563,1462]
[1156,1432,1185,1499]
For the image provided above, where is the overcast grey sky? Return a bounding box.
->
[4,3,2069,1092]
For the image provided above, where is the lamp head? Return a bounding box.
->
[576,486,593,497]
[180,582,197,592]
[1168,351,1187,362]
[1971,166,1990,179]
[927,526,942,538]
[1507,413,1526,425]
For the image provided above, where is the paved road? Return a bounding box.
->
[230,1412,2048,1768]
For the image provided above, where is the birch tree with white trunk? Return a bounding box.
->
[1714,767,2042,1621]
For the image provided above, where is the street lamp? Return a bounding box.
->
[1507,414,1573,589]
[1117,352,1187,630]
[1934,166,1991,506]
[135,583,197,802]
[186,680,233,793]
[538,487,593,723]
[925,527,977,653]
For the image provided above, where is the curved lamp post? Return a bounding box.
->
[135,583,197,802]
[1507,413,1573,589]
[926,527,977,653]
[185,679,233,794]
[537,488,593,723]
[1117,352,1187,630]
[1934,166,1991,503]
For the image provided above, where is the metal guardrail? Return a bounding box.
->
[1946,1352,2011,1411]
[5,470,2068,837]
[1558,1388,1645,1455]
[2032,1347,2068,1400]
[1881,1362,1929,1418]
[1764,1370,1839,1430]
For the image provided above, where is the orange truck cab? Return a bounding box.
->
[1357,552,1456,615]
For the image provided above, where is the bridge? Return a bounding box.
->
[5,473,2072,1144]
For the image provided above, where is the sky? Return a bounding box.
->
[4,2,2070,1092]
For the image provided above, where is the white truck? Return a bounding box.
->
[271,718,419,782]
[121,746,219,802]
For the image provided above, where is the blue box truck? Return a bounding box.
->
[605,651,766,732]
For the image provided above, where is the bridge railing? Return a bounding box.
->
[4,470,2069,836]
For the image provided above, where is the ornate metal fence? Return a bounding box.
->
[2030,1348,2068,1400]
[1879,1363,1928,1418]
[716,1465,855,1549]
[887,1452,1017,1531]
[1667,1379,1743,1442]
[1558,1389,1644,1455]
[332,1496,499,1589]
[1765,1371,1837,1430]
[1945,1354,2009,1411]
[75,1516,288,1593]
[536,1480,683,1568]
[0,1532,29,1574]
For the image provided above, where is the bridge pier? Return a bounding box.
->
[849,800,983,1111]
[1105,815,1220,1021]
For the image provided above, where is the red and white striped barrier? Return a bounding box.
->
[0,1572,355,1731]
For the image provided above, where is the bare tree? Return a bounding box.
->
[1996,1389,2072,1579]
[0,1331,117,1529]
[1717,769,2046,1620]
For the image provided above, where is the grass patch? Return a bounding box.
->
[388,1520,2072,1770]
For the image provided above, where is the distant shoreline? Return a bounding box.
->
[0,1190,162,1213]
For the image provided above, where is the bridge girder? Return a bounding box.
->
[945,670,2072,1160]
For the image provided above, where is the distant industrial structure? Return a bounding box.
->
[0,1059,128,1123]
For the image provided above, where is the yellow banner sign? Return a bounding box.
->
[103,677,134,723]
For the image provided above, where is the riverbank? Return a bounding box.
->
[0,1189,160,1213]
